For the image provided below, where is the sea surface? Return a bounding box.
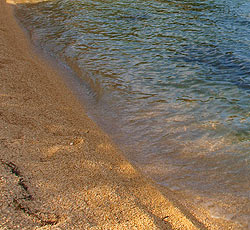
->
[15,0,250,227]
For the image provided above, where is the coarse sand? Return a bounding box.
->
[0,0,242,229]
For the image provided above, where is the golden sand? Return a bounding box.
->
[0,0,242,229]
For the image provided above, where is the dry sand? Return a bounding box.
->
[0,0,242,229]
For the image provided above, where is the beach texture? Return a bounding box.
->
[0,0,242,229]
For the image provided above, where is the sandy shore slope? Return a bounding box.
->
[0,0,242,229]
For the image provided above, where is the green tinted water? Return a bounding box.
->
[16,0,250,227]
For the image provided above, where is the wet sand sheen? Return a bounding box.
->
[0,0,242,229]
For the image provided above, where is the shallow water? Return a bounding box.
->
[16,0,250,227]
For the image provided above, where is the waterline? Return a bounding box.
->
[15,0,250,227]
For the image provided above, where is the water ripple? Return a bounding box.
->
[16,0,250,227]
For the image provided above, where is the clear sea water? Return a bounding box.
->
[15,0,250,227]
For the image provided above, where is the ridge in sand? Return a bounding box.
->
[0,0,241,229]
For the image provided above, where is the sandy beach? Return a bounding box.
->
[0,0,243,229]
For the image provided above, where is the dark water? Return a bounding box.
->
[16,0,250,227]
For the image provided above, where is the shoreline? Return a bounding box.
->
[0,0,241,229]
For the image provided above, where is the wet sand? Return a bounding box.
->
[0,0,242,229]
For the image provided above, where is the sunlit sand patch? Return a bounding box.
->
[46,145,62,158]
[97,143,113,151]
[44,138,85,158]
[118,162,137,178]
[6,0,50,4]
[81,159,99,170]
[69,137,84,146]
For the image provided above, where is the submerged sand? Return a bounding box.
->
[0,0,242,229]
